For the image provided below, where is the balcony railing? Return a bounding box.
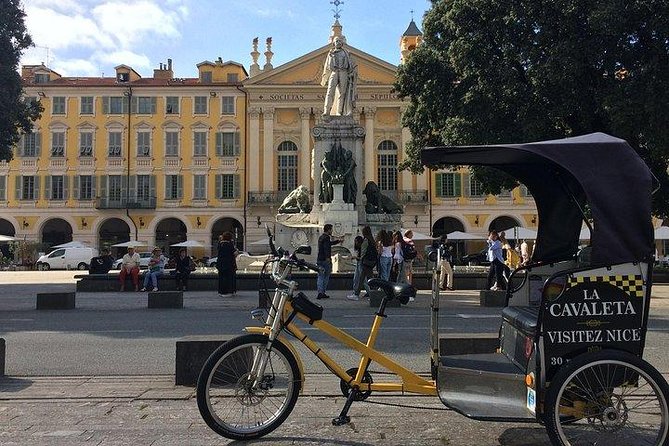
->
[137,158,152,168]
[95,197,157,209]
[398,190,428,203]
[164,157,181,168]
[107,158,123,168]
[248,191,280,205]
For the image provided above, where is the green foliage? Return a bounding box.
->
[0,0,43,161]
[8,239,45,266]
[395,0,669,216]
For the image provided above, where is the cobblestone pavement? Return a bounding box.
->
[0,375,553,446]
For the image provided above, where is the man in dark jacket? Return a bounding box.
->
[316,224,342,300]
[89,248,114,274]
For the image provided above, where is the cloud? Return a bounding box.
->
[20,0,189,76]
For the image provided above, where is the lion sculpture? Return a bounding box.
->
[362,181,403,214]
[278,185,312,214]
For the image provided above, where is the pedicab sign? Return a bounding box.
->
[542,275,645,377]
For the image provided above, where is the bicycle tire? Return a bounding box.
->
[196,334,301,440]
[544,350,669,446]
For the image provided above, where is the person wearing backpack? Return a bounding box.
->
[347,226,376,301]
[392,230,404,283]
[402,230,419,292]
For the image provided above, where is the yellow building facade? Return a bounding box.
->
[1,19,540,260]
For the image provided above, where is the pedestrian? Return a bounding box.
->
[392,230,405,283]
[216,232,239,297]
[119,246,140,291]
[402,230,420,287]
[486,231,505,291]
[438,235,454,291]
[351,235,364,298]
[90,248,114,274]
[175,248,194,291]
[316,224,343,300]
[501,235,521,271]
[377,229,393,281]
[141,247,166,291]
[520,239,530,265]
[348,226,376,301]
[498,233,512,282]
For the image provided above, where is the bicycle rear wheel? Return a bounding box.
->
[196,334,301,440]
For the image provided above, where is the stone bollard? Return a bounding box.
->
[0,338,5,376]
[36,292,76,310]
[148,291,183,309]
[479,290,507,307]
[175,336,232,386]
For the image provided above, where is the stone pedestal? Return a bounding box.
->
[36,292,76,310]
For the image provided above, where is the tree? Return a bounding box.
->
[395,0,669,216]
[0,0,42,161]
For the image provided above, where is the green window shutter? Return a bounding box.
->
[177,175,183,199]
[435,174,443,197]
[131,97,138,114]
[234,131,240,156]
[463,172,470,196]
[149,175,156,200]
[454,173,462,196]
[151,97,157,114]
[34,176,40,200]
[215,174,221,199]
[35,133,41,157]
[233,174,240,199]
[99,175,108,199]
[102,97,109,114]
[215,132,222,156]
[122,96,129,114]
[44,175,51,200]
[0,176,5,201]
[73,176,80,200]
[91,175,97,198]
[63,175,69,200]
[129,176,137,201]
[15,175,22,200]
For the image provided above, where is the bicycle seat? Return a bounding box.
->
[367,278,416,305]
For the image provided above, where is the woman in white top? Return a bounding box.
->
[376,230,394,281]
[392,230,405,284]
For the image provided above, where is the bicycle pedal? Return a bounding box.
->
[331,415,351,426]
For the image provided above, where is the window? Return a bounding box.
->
[0,176,6,201]
[165,175,183,200]
[21,176,36,200]
[78,175,93,200]
[194,96,208,114]
[216,174,238,199]
[79,132,93,157]
[165,131,179,156]
[34,73,50,83]
[80,96,94,115]
[469,176,484,196]
[277,141,298,192]
[137,175,151,201]
[51,132,65,157]
[135,96,156,114]
[166,96,179,114]
[193,131,208,156]
[377,140,398,191]
[221,96,235,114]
[215,131,240,156]
[435,172,462,197]
[108,131,122,157]
[193,174,206,199]
[108,175,123,202]
[48,175,65,200]
[227,73,239,83]
[52,96,66,115]
[107,96,126,114]
[137,131,151,157]
[201,71,212,83]
[21,132,40,157]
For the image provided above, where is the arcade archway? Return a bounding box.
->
[211,218,244,252]
[41,218,73,248]
[99,218,131,256]
[0,218,16,258]
[432,216,465,238]
[488,216,521,233]
[155,218,187,257]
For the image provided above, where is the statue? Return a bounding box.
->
[319,142,357,204]
[278,185,312,214]
[321,36,357,117]
[363,181,403,214]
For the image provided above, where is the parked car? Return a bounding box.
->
[36,247,99,271]
[112,252,153,270]
[459,249,490,266]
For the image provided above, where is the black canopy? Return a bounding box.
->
[421,133,654,265]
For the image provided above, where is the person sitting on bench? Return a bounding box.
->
[119,247,141,292]
[90,248,114,274]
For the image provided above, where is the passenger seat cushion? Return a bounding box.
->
[502,306,539,334]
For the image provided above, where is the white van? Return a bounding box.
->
[36,247,98,271]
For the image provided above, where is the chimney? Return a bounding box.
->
[153,59,174,79]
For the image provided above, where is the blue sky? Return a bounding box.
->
[21,0,431,78]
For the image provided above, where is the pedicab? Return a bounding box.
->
[196,132,669,446]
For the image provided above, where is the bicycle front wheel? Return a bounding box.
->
[196,334,301,440]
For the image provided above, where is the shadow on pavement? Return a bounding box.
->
[0,376,34,392]
[499,427,551,445]
[230,437,375,446]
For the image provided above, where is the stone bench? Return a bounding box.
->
[0,338,5,377]
[175,336,233,386]
[479,290,507,307]
[36,292,76,310]
[440,333,499,356]
[148,291,183,309]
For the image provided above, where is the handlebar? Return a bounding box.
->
[296,259,322,273]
